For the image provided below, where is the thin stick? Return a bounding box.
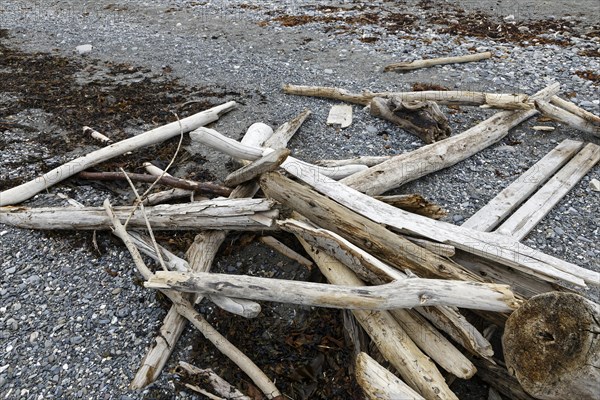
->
[102,200,282,399]
[258,236,313,269]
[77,171,231,197]
[384,52,492,72]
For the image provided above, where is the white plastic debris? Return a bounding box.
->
[327,104,353,129]
[76,44,93,55]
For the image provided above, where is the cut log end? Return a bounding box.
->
[503,292,600,400]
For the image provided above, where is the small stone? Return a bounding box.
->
[52,374,59,383]
[366,125,378,134]
[452,215,464,223]
[554,227,565,236]
[76,44,93,55]
[111,288,122,295]
[26,275,41,285]
[70,336,84,345]
[495,145,516,153]
[323,68,333,74]
[29,331,39,343]
[518,26,530,33]
[5,267,16,275]
[589,178,600,192]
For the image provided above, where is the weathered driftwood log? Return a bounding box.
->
[384,51,492,72]
[536,100,600,137]
[77,171,232,197]
[550,95,600,126]
[175,361,251,400]
[146,270,517,312]
[131,113,306,389]
[224,148,290,187]
[340,83,559,195]
[263,108,311,150]
[190,127,368,180]
[283,84,530,108]
[374,194,447,219]
[0,101,236,206]
[297,236,458,400]
[370,97,451,143]
[263,169,593,287]
[0,198,279,231]
[142,188,194,205]
[355,352,425,400]
[103,200,282,399]
[503,292,600,400]
[316,155,391,167]
[262,172,481,283]
[206,294,261,318]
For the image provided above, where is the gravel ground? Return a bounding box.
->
[1,1,599,399]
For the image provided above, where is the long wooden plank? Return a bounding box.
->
[462,139,585,231]
[496,142,600,241]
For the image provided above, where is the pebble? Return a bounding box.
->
[75,44,93,55]
[323,68,333,74]
[452,215,464,223]
[5,267,16,275]
[70,336,84,345]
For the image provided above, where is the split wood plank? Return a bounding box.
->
[0,101,236,206]
[384,52,492,72]
[146,270,517,312]
[461,139,585,232]
[224,148,290,187]
[340,83,560,195]
[495,142,600,241]
[374,194,447,219]
[536,100,600,137]
[0,198,279,231]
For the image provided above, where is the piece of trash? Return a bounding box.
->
[532,126,555,131]
[326,104,353,128]
[76,44,93,55]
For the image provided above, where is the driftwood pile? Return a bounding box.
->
[1,77,599,400]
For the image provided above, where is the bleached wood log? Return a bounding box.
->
[176,362,251,400]
[404,237,455,257]
[390,308,476,378]
[258,236,313,268]
[103,200,282,399]
[550,96,600,126]
[263,108,311,150]
[190,127,368,179]
[276,159,596,287]
[370,97,451,143]
[355,352,425,400]
[224,148,290,187]
[0,198,279,231]
[316,156,391,167]
[296,236,458,400]
[83,126,113,144]
[340,83,560,195]
[283,84,530,108]
[0,101,236,206]
[374,194,447,219]
[131,114,302,389]
[77,171,232,197]
[496,142,600,240]
[415,306,494,360]
[262,173,481,283]
[146,270,517,312]
[462,139,585,232]
[536,100,600,137]
[142,188,193,205]
[503,292,600,400]
[207,294,261,318]
[384,52,492,72]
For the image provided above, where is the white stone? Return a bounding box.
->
[326,104,353,128]
[590,178,600,192]
[75,44,92,55]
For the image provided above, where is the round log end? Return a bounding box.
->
[503,292,600,400]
